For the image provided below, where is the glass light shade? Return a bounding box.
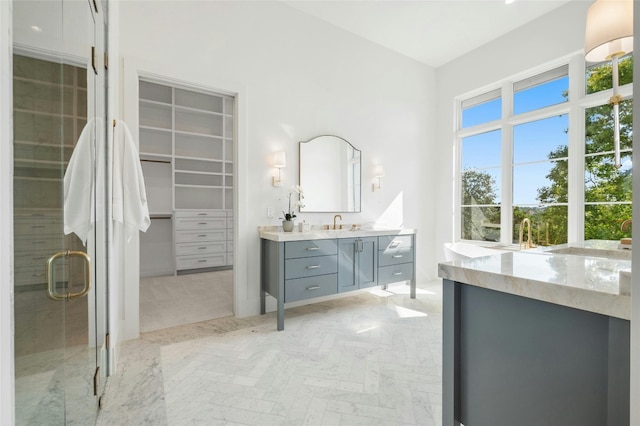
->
[374,165,385,178]
[585,0,633,62]
[273,151,286,168]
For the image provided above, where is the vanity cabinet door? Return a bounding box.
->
[338,237,377,292]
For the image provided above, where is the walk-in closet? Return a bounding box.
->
[137,79,234,332]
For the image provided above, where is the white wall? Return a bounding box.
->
[433,1,591,270]
[117,0,436,333]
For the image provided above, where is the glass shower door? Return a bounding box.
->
[12,0,107,423]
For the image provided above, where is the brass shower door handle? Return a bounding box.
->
[47,250,91,301]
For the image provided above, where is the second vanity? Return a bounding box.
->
[438,240,631,426]
[260,227,416,331]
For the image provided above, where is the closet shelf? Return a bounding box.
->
[13,75,88,89]
[14,108,86,120]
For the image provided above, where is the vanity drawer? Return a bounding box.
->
[285,239,338,259]
[176,253,226,270]
[379,247,414,267]
[175,229,226,243]
[176,241,226,256]
[285,273,337,303]
[285,255,337,279]
[378,235,413,251]
[378,262,414,285]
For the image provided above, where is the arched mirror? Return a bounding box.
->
[299,135,361,212]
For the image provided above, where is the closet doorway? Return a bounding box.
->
[137,79,234,332]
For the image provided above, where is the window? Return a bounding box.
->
[461,89,501,128]
[514,65,568,114]
[457,55,633,245]
[461,130,502,241]
[513,115,569,245]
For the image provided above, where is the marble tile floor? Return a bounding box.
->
[98,279,443,425]
[140,270,234,333]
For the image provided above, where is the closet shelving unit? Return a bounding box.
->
[13,56,86,290]
[138,80,234,276]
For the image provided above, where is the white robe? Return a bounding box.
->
[112,121,150,241]
[64,119,150,244]
[64,119,99,244]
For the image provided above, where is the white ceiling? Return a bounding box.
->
[284,0,575,68]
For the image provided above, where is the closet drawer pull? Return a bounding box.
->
[197,259,207,263]
[198,222,208,225]
[306,265,320,269]
[197,234,207,237]
[306,286,320,291]
[198,247,207,250]
[198,213,207,216]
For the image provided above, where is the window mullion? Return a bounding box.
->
[501,81,514,246]
[568,54,586,243]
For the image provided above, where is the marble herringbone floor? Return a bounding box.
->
[98,280,443,425]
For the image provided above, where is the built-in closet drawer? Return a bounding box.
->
[174,215,226,230]
[176,254,226,270]
[175,241,226,256]
[175,229,226,243]
[175,210,229,271]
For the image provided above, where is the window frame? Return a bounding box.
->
[455,52,633,246]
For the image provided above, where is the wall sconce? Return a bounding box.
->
[372,165,385,191]
[585,0,633,169]
[272,151,286,187]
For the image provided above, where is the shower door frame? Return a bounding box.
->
[0,0,110,423]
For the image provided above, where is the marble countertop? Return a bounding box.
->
[259,226,416,242]
[438,240,631,320]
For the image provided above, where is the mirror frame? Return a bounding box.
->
[299,135,362,213]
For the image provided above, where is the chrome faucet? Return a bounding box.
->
[621,219,632,232]
[333,214,342,230]
[519,218,536,250]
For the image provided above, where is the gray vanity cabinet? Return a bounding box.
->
[338,237,377,293]
[261,230,416,330]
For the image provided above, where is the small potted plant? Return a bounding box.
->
[281,185,304,232]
